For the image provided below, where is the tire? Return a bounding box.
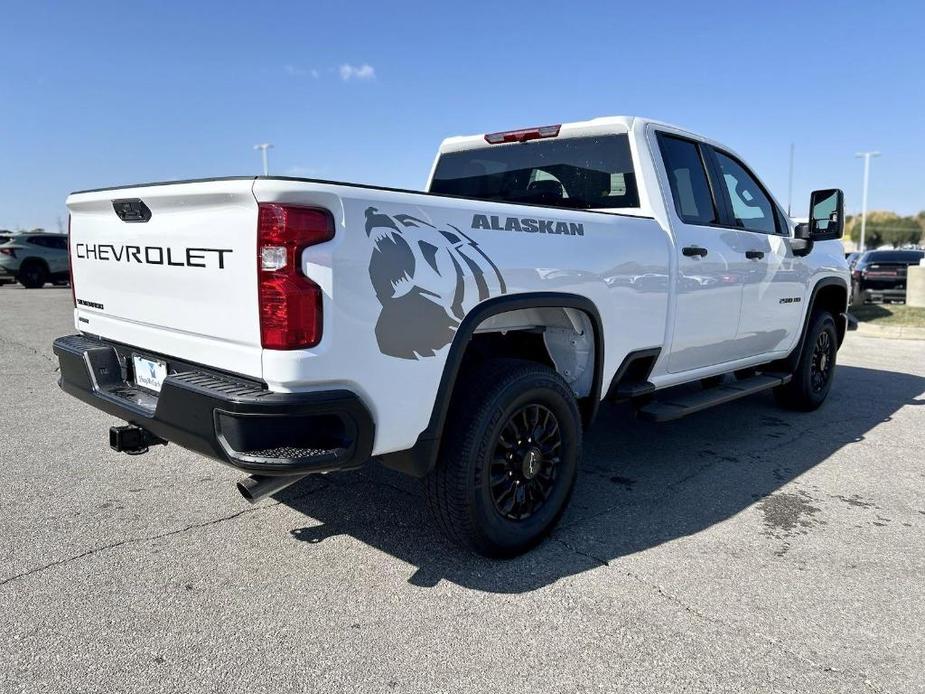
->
[775,311,838,411]
[18,261,48,289]
[425,359,581,557]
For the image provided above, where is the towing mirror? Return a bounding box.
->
[809,188,844,241]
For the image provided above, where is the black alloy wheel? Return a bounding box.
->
[775,311,837,411]
[810,329,834,393]
[490,403,562,521]
[425,359,581,557]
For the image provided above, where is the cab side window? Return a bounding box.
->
[657,135,717,226]
[714,152,778,235]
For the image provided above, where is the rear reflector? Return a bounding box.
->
[484,124,561,144]
[257,204,335,350]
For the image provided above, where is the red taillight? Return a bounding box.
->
[257,203,335,349]
[0,248,15,257]
[68,214,76,307]
[484,124,561,144]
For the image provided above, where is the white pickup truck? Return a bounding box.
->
[54,116,850,556]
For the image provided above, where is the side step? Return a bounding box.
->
[638,373,791,423]
[613,380,656,399]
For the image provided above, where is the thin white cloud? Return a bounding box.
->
[284,65,320,78]
[339,63,375,81]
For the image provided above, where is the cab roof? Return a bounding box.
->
[436,115,701,154]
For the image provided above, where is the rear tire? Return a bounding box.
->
[425,359,581,557]
[775,311,837,411]
[18,261,48,289]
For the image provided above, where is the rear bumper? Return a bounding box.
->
[53,334,374,475]
[863,287,906,299]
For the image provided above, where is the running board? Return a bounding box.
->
[638,373,792,422]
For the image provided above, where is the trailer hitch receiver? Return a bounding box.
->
[109,425,167,455]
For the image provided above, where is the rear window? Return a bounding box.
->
[862,250,924,264]
[430,134,639,209]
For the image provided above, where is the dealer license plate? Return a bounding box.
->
[133,354,168,393]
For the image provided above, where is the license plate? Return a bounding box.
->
[132,354,168,393]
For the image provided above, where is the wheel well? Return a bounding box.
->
[462,306,597,403]
[812,282,848,346]
[377,293,604,478]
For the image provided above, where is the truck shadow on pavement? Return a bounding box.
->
[282,365,925,593]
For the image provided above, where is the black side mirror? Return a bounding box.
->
[791,222,813,257]
[809,188,844,241]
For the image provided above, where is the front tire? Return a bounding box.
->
[425,359,581,557]
[775,311,838,411]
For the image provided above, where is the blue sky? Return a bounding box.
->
[2,0,923,230]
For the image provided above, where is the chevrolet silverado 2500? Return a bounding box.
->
[54,116,851,556]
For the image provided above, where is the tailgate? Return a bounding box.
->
[67,178,262,378]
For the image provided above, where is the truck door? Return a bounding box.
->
[655,133,749,373]
[709,149,806,358]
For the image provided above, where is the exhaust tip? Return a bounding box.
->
[235,474,307,504]
[236,480,257,503]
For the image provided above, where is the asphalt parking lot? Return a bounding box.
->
[1,287,923,693]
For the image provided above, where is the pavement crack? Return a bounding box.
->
[550,536,609,567]
[0,480,330,587]
[0,333,58,369]
[623,570,886,693]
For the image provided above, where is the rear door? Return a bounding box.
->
[655,132,749,373]
[67,179,262,378]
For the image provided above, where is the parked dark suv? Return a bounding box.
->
[851,249,925,304]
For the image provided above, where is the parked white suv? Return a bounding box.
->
[54,116,851,556]
[0,231,70,288]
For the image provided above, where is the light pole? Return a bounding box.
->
[787,142,795,216]
[254,143,274,176]
[855,151,880,251]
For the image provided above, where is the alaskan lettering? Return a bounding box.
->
[471,214,583,238]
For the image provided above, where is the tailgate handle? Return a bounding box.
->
[112,198,152,223]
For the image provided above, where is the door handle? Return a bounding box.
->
[745,250,765,260]
[682,246,708,258]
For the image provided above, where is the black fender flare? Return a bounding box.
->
[378,292,605,477]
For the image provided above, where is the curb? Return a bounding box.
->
[848,319,925,340]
